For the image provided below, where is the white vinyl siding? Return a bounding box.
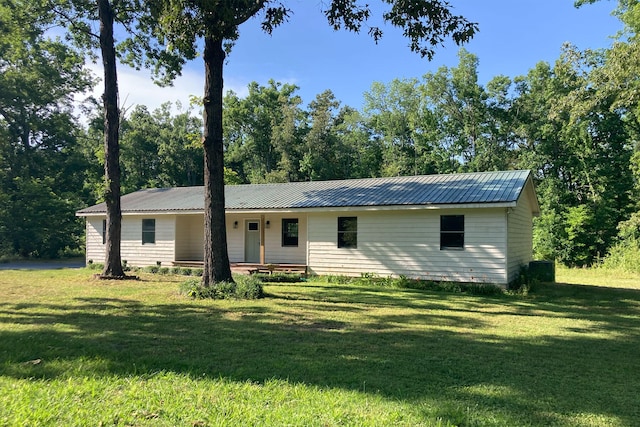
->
[307,209,507,284]
[226,214,246,262]
[121,215,175,266]
[85,216,106,264]
[264,214,307,264]
[175,215,204,261]
[225,213,307,264]
[85,215,176,267]
[507,193,534,283]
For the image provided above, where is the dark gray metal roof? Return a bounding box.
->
[76,170,535,215]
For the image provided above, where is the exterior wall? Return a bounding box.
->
[84,215,176,267]
[85,216,106,265]
[506,192,534,283]
[307,208,508,284]
[226,213,307,264]
[121,215,176,266]
[263,213,307,264]
[226,213,246,262]
[175,214,204,261]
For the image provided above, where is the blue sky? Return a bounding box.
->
[106,0,623,114]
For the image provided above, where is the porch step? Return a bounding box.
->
[172,260,204,268]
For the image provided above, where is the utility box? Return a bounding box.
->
[529,260,555,283]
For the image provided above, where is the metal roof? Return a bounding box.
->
[76,170,536,215]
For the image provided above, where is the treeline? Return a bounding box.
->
[218,47,639,268]
[2,3,640,270]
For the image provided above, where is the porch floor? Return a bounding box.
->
[172,261,307,276]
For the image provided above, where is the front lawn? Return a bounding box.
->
[0,268,638,426]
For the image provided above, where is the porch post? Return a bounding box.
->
[260,214,266,264]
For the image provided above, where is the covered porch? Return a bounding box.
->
[171,260,307,276]
[174,212,308,267]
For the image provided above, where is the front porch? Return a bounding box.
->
[175,213,308,268]
[171,260,308,276]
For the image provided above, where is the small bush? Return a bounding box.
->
[252,272,304,283]
[144,265,159,274]
[180,276,263,300]
[158,267,170,275]
[88,262,104,271]
[322,272,505,296]
[235,275,265,299]
[324,275,353,284]
[181,268,193,276]
[463,283,504,296]
[508,266,539,295]
[171,267,182,275]
[601,243,640,273]
[192,268,203,277]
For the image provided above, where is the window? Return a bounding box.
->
[338,217,357,248]
[102,219,106,245]
[282,218,299,247]
[142,219,156,244]
[440,215,464,250]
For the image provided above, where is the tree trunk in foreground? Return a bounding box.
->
[98,0,124,278]
[202,36,233,286]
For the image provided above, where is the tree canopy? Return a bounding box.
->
[4,0,640,273]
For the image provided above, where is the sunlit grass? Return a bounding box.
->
[1,267,639,426]
[556,265,640,289]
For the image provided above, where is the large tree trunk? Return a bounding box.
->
[202,36,233,286]
[98,0,124,278]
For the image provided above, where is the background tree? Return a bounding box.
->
[0,2,92,258]
[300,90,347,181]
[224,80,304,183]
[149,0,478,286]
[119,102,204,191]
[46,0,182,277]
[514,46,634,265]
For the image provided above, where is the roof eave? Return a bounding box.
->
[77,202,519,216]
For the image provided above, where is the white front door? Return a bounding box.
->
[244,220,260,263]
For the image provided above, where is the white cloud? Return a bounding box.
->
[81,62,253,119]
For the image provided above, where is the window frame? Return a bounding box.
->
[337,216,358,249]
[142,219,156,245]
[440,215,464,250]
[281,218,299,247]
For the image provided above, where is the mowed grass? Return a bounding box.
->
[0,268,639,426]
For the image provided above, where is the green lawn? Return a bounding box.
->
[0,268,639,426]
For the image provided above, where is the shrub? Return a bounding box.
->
[180,276,263,300]
[234,275,265,299]
[87,262,104,271]
[324,275,353,284]
[181,268,193,276]
[158,267,170,275]
[144,265,159,274]
[252,272,304,283]
[507,266,540,295]
[601,243,640,273]
[171,267,182,275]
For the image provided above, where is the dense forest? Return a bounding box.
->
[1,1,640,271]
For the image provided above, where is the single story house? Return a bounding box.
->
[76,170,540,285]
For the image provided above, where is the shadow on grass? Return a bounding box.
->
[0,281,639,425]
